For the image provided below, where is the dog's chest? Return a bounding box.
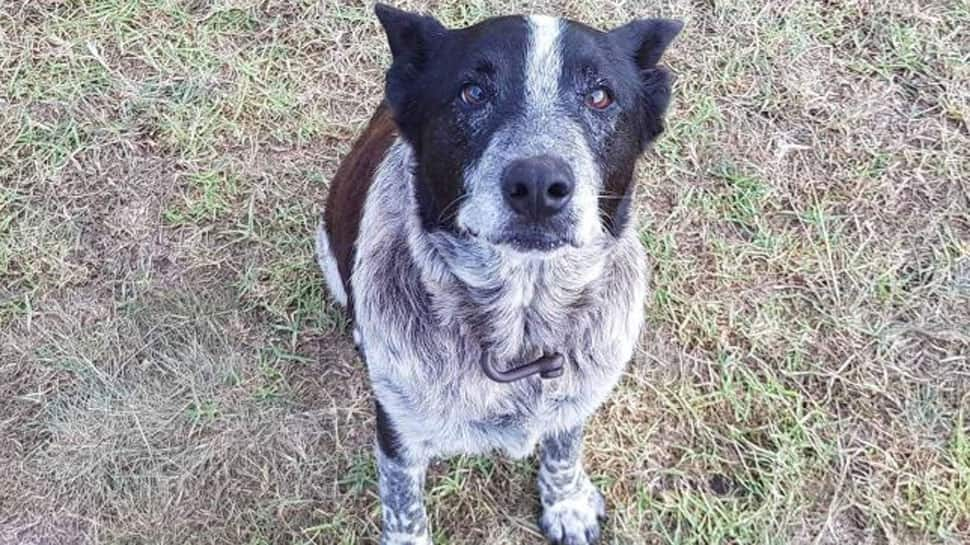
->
[445,261,593,362]
[358,248,644,459]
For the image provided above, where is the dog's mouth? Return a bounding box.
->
[461,224,577,253]
[496,232,571,252]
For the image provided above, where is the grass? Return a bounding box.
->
[1,0,968,544]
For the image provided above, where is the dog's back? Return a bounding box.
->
[316,104,397,310]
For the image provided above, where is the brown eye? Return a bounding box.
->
[585,87,613,110]
[461,83,487,106]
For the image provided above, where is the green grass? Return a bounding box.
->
[164,169,241,224]
[1,0,968,544]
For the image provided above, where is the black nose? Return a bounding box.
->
[501,155,575,220]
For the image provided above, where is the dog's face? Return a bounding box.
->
[376,4,681,253]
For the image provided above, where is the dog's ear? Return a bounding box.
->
[374,4,447,118]
[608,18,684,147]
[608,18,683,69]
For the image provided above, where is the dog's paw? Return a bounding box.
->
[539,485,606,545]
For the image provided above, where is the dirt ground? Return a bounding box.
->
[1,1,968,544]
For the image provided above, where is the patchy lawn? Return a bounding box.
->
[1,0,967,544]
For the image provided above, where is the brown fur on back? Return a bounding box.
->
[324,103,398,304]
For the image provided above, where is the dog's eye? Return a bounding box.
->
[460,83,487,106]
[584,87,613,110]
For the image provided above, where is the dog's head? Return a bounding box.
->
[376,4,681,253]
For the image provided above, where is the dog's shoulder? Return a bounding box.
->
[323,103,398,302]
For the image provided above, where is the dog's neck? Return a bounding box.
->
[409,223,611,363]
[416,230,608,298]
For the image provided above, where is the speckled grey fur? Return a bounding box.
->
[332,135,647,545]
[318,14,651,545]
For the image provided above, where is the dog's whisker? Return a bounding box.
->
[436,193,472,225]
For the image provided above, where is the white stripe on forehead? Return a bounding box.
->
[526,15,563,111]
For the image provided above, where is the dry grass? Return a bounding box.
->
[1,0,968,544]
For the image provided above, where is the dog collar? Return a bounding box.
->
[481,353,564,383]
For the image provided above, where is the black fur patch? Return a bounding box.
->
[378,9,531,231]
[375,400,403,459]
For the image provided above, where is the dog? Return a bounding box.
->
[316,4,681,544]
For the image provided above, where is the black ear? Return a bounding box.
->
[608,18,683,69]
[609,19,683,147]
[374,4,447,117]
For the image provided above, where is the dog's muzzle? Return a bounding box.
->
[481,353,564,382]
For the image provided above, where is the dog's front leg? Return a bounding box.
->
[376,402,431,545]
[537,426,606,545]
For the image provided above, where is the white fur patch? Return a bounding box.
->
[315,223,348,306]
[526,15,563,112]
